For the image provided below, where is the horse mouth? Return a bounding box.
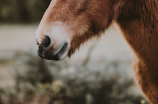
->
[38,42,68,61]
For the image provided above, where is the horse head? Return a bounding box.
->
[36,0,114,60]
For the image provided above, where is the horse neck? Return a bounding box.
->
[116,0,158,68]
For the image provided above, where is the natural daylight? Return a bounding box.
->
[1,0,157,104]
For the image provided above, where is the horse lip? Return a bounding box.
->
[56,42,68,57]
[36,39,39,45]
[49,42,68,61]
[37,45,44,58]
[37,52,44,58]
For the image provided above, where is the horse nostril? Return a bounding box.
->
[43,36,51,48]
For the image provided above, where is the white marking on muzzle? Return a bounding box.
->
[48,22,72,54]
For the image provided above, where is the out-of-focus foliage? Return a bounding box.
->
[0,52,149,104]
[0,0,51,23]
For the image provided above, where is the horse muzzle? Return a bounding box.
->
[37,36,68,61]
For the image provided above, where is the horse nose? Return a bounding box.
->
[43,36,51,49]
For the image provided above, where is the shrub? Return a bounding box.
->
[0,52,149,104]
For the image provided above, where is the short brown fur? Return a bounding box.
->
[39,0,158,103]
[117,0,158,103]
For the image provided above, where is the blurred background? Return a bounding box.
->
[0,0,148,104]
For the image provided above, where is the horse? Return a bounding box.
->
[36,0,158,103]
